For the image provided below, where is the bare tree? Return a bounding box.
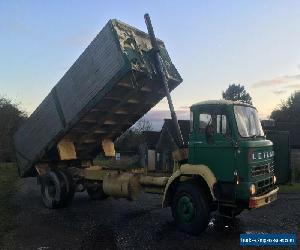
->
[115,119,153,153]
[132,119,153,134]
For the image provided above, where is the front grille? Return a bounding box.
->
[256,177,274,195]
[251,161,274,177]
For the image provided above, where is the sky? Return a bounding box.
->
[1,1,300,130]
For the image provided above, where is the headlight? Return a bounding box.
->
[273,175,277,184]
[250,184,256,195]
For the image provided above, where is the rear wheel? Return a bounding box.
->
[58,169,75,206]
[171,181,210,235]
[87,182,108,200]
[40,170,68,209]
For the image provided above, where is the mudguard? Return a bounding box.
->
[162,164,217,207]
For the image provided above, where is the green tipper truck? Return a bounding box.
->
[14,14,278,235]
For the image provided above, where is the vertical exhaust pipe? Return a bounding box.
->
[144,13,184,148]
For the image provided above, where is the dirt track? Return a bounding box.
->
[2,178,300,250]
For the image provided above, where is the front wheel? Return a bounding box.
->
[171,181,210,235]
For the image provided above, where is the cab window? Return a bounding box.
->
[199,113,228,135]
[217,114,227,134]
[199,113,211,132]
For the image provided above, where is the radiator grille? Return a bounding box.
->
[251,162,274,177]
[256,177,274,195]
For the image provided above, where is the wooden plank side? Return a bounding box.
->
[13,19,183,177]
[56,21,125,124]
[14,93,63,176]
[13,21,126,177]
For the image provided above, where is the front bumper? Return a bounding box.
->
[249,187,279,209]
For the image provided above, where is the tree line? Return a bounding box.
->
[0,97,27,162]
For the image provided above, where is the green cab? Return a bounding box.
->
[188,100,278,208]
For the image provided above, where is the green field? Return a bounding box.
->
[278,183,300,193]
[0,163,18,245]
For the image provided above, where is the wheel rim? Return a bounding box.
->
[177,194,196,224]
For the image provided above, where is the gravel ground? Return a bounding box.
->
[2,178,299,250]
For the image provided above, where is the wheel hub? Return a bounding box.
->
[177,195,195,223]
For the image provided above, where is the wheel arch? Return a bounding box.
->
[162,164,217,208]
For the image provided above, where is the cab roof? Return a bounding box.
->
[190,99,254,109]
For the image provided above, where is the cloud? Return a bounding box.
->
[285,84,300,89]
[178,105,190,110]
[252,74,300,88]
[253,78,285,88]
[273,90,287,95]
[144,109,190,121]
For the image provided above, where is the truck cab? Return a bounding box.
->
[164,100,279,235]
[189,100,278,208]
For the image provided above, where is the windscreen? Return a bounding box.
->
[234,105,264,137]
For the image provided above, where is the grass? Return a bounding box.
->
[0,163,18,245]
[278,183,300,193]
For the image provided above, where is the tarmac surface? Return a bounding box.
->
[2,178,300,250]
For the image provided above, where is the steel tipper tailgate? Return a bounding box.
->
[14,19,182,177]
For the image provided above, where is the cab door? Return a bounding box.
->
[189,106,237,185]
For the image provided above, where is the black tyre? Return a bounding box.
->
[171,181,210,235]
[58,169,75,206]
[87,182,108,200]
[218,206,243,217]
[40,170,68,209]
